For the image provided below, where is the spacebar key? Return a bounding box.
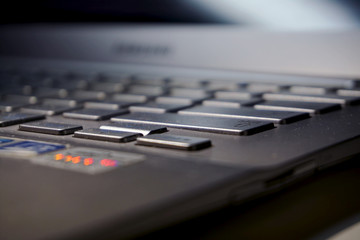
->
[111,113,274,135]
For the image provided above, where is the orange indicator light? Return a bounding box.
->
[65,155,73,162]
[54,153,64,161]
[83,158,94,166]
[101,159,117,167]
[72,156,81,164]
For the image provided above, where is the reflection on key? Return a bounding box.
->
[100,122,167,135]
[19,121,83,135]
[136,134,211,150]
[263,93,360,105]
[178,106,309,124]
[112,93,151,103]
[202,99,263,108]
[337,89,360,97]
[129,103,191,113]
[0,113,45,127]
[111,113,274,135]
[84,101,133,110]
[289,86,336,95]
[74,128,141,142]
[21,105,81,116]
[156,96,208,105]
[254,101,341,115]
[215,90,262,100]
[63,108,129,121]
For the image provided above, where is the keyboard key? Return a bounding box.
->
[156,96,208,105]
[263,93,360,105]
[246,83,287,93]
[89,82,125,93]
[63,108,129,121]
[84,101,133,110]
[337,89,360,97]
[112,93,151,103]
[42,98,79,107]
[100,123,167,135]
[178,106,309,124]
[169,87,211,97]
[0,113,45,127]
[20,105,81,116]
[69,90,106,101]
[19,122,83,135]
[129,103,191,113]
[168,77,207,88]
[215,90,262,100]
[74,128,141,142]
[289,86,336,95]
[111,113,274,135]
[136,134,211,150]
[202,99,263,108]
[254,101,341,114]
[5,94,38,104]
[132,75,168,85]
[127,85,166,96]
[0,102,30,112]
[32,87,68,98]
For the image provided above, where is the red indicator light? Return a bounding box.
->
[54,153,64,161]
[101,159,117,167]
[83,158,94,166]
[72,156,81,164]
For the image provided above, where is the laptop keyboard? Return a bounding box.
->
[1,67,360,152]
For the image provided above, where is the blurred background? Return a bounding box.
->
[2,0,360,30]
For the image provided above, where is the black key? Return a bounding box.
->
[21,105,81,116]
[168,77,207,88]
[32,87,68,98]
[156,96,208,105]
[202,99,263,108]
[74,128,141,142]
[84,101,133,110]
[254,101,341,115]
[215,90,262,100]
[112,93,151,103]
[337,89,360,97]
[70,90,106,101]
[19,122,83,135]
[246,83,287,93]
[169,87,210,97]
[63,108,129,121]
[136,134,211,150]
[43,98,79,107]
[178,106,309,124]
[0,113,45,127]
[129,103,191,113]
[5,94,38,104]
[111,113,274,135]
[100,122,167,135]
[289,86,336,95]
[0,102,30,112]
[132,75,167,85]
[89,82,125,93]
[127,85,166,96]
[263,93,360,105]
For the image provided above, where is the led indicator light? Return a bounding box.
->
[54,153,64,161]
[65,155,73,162]
[72,156,81,164]
[101,159,117,167]
[83,158,94,166]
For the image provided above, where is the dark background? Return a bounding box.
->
[1,0,360,25]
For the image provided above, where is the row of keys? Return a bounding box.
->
[16,121,211,150]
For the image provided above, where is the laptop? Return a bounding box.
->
[1,1,360,239]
